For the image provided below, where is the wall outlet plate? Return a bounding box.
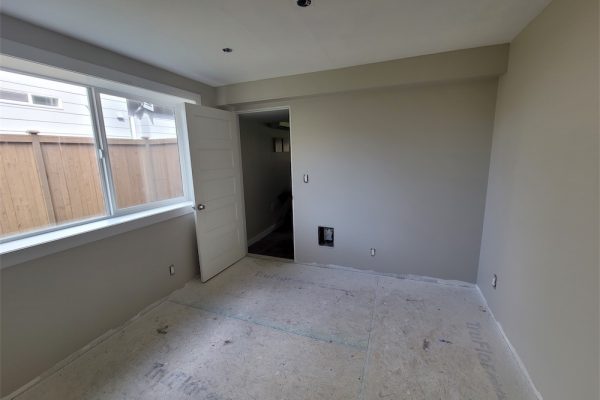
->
[169,264,175,276]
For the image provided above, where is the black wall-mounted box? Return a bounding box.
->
[318,226,334,247]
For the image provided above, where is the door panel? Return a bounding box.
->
[185,104,246,282]
[202,178,236,201]
[204,202,237,231]
[196,150,235,170]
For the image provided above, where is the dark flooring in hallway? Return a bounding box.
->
[248,223,294,260]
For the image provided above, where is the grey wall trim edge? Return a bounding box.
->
[217,44,510,106]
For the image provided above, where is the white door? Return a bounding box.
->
[185,104,247,282]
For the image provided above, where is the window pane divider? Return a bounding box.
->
[88,87,117,216]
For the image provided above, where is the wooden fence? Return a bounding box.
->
[0,134,183,237]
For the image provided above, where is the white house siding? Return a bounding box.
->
[0,70,177,139]
[0,70,94,136]
[99,94,177,139]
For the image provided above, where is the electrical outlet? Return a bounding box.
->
[492,274,497,289]
[370,248,376,257]
[169,264,175,276]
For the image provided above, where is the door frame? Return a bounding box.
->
[235,105,296,261]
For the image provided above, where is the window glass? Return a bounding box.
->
[0,70,106,238]
[99,93,184,209]
[31,95,61,107]
[0,89,28,103]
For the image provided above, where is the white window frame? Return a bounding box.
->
[92,87,191,217]
[0,66,194,249]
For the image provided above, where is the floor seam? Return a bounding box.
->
[167,299,368,350]
[357,276,379,400]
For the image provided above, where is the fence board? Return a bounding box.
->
[41,142,105,223]
[150,143,184,201]
[0,141,50,235]
[112,143,148,208]
[1,134,182,237]
[31,135,56,223]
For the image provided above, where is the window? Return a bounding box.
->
[31,95,61,107]
[0,69,187,241]
[0,89,29,103]
[98,93,184,209]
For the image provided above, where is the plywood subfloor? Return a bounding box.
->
[14,257,537,400]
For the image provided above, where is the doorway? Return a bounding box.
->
[239,109,294,260]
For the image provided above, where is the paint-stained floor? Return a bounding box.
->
[14,257,538,400]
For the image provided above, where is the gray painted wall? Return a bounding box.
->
[289,81,497,282]
[235,79,498,282]
[0,214,199,396]
[477,0,599,399]
[240,118,291,241]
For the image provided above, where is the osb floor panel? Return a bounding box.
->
[14,257,537,400]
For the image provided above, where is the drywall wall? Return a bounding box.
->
[0,213,199,396]
[235,79,498,282]
[477,0,599,398]
[217,44,509,105]
[240,118,291,241]
[0,14,217,105]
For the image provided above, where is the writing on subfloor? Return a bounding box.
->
[466,322,507,400]
[145,362,228,399]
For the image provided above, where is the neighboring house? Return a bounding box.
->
[0,69,177,139]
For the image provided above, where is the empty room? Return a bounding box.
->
[0,1,597,399]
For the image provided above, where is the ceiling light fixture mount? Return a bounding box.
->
[297,0,311,7]
[222,48,233,53]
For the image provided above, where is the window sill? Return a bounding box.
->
[0,202,194,269]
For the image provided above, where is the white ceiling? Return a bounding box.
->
[1,0,550,86]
